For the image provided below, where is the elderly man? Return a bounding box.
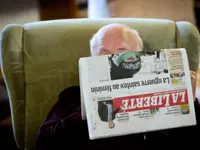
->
[36,23,200,150]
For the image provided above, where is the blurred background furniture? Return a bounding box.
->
[1,18,200,150]
[194,0,200,30]
[38,0,78,20]
[88,0,196,25]
[0,0,88,32]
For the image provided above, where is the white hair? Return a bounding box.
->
[131,29,144,51]
[90,24,143,56]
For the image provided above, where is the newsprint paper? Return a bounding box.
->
[79,48,196,140]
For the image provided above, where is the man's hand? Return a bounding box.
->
[190,70,197,101]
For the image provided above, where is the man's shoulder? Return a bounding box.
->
[58,86,80,104]
[44,86,81,122]
[59,86,80,97]
[59,86,80,99]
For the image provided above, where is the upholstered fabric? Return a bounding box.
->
[0,18,199,150]
[0,25,25,148]
[176,21,200,72]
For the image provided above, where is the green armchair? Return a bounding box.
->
[0,18,200,150]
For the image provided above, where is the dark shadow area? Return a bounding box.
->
[0,0,39,15]
[0,125,19,150]
[194,0,200,30]
[0,79,10,121]
[0,80,17,149]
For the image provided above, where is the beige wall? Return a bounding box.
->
[89,0,196,25]
[0,0,39,31]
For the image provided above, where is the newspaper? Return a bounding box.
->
[79,48,196,140]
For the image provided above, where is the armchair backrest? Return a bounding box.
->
[0,18,199,150]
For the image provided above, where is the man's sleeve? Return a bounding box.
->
[36,86,87,150]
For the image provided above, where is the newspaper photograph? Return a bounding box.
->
[79,48,196,140]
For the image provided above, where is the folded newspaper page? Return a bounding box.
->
[79,48,196,140]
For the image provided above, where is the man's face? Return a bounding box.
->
[91,24,143,78]
[99,48,131,56]
[95,25,142,56]
[98,32,134,55]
